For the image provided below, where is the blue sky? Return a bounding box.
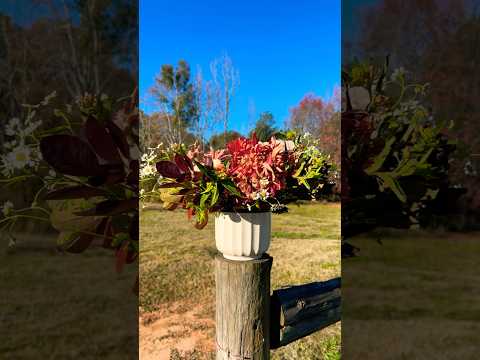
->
[140,0,340,136]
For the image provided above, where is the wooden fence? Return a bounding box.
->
[215,254,341,359]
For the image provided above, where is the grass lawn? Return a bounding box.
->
[0,233,138,359]
[343,228,480,360]
[139,202,341,360]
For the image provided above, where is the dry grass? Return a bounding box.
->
[139,202,341,359]
[343,229,480,360]
[0,233,138,359]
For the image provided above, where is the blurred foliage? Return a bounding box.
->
[342,58,460,236]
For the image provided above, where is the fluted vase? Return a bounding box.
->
[214,211,271,261]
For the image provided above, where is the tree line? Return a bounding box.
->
[141,56,340,166]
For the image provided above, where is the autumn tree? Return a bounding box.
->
[287,90,340,165]
[287,94,335,136]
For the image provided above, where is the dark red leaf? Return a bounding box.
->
[116,245,128,273]
[187,208,194,220]
[128,114,139,126]
[164,202,178,210]
[85,116,121,163]
[156,161,183,179]
[126,248,137,264]
[176,188,194,195]
[100,218,114,248]
[105,119,130,159]
[44,186,106,200]
[157,182,183,188]
[88,164,126,186]
[66,233,95,253]
[40,135,103,177]
[127,160,139,186]
[129,212,139,242]
[174,154,192,172]
[96,217,109,239]
[75,198,138,216]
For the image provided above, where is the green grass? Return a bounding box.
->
[0,234,138,359]
[140,202,341,359]
[343,228,480,360]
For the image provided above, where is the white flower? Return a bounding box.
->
[464,160,477,176]
[391,67,406,82]
[5,118,20,136]
[6,145,34,170]
[2,201,14,217]
[140,164,156,178]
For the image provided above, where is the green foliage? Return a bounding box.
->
[276,131,337,202]
[151,60,198,130]
[249,111,278,141]
[208,130,241,149]
[343,59,457,234]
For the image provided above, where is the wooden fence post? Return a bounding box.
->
[215,254,273,360]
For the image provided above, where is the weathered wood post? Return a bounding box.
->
[215,254,273,360]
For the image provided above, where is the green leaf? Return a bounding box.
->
[365,136,396,175]
[222,181,241,196]
[211,183,219,206]
[377,172,407,203]
[293,161,306,178]
[200,193,210,209]
[193,160,218,180]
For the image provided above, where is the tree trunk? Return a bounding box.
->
[215,254,272,360]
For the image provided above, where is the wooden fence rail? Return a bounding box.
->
[270,278,341,349]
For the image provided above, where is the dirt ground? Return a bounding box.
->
[140,302,215,360]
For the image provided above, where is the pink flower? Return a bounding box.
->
[187,144,202,161]
[226,135,295,202]
[203,148,229,172]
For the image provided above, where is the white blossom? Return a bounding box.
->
[5,118,20,136]
[2,201,14,217]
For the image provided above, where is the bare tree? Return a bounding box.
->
[209,53,240,143]
[192,66,218,149]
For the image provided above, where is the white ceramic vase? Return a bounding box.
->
[215,211,271,261]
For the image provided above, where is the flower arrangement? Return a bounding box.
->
[0,90,139,289]
[342,58,458,235]
[154,132,335,229]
